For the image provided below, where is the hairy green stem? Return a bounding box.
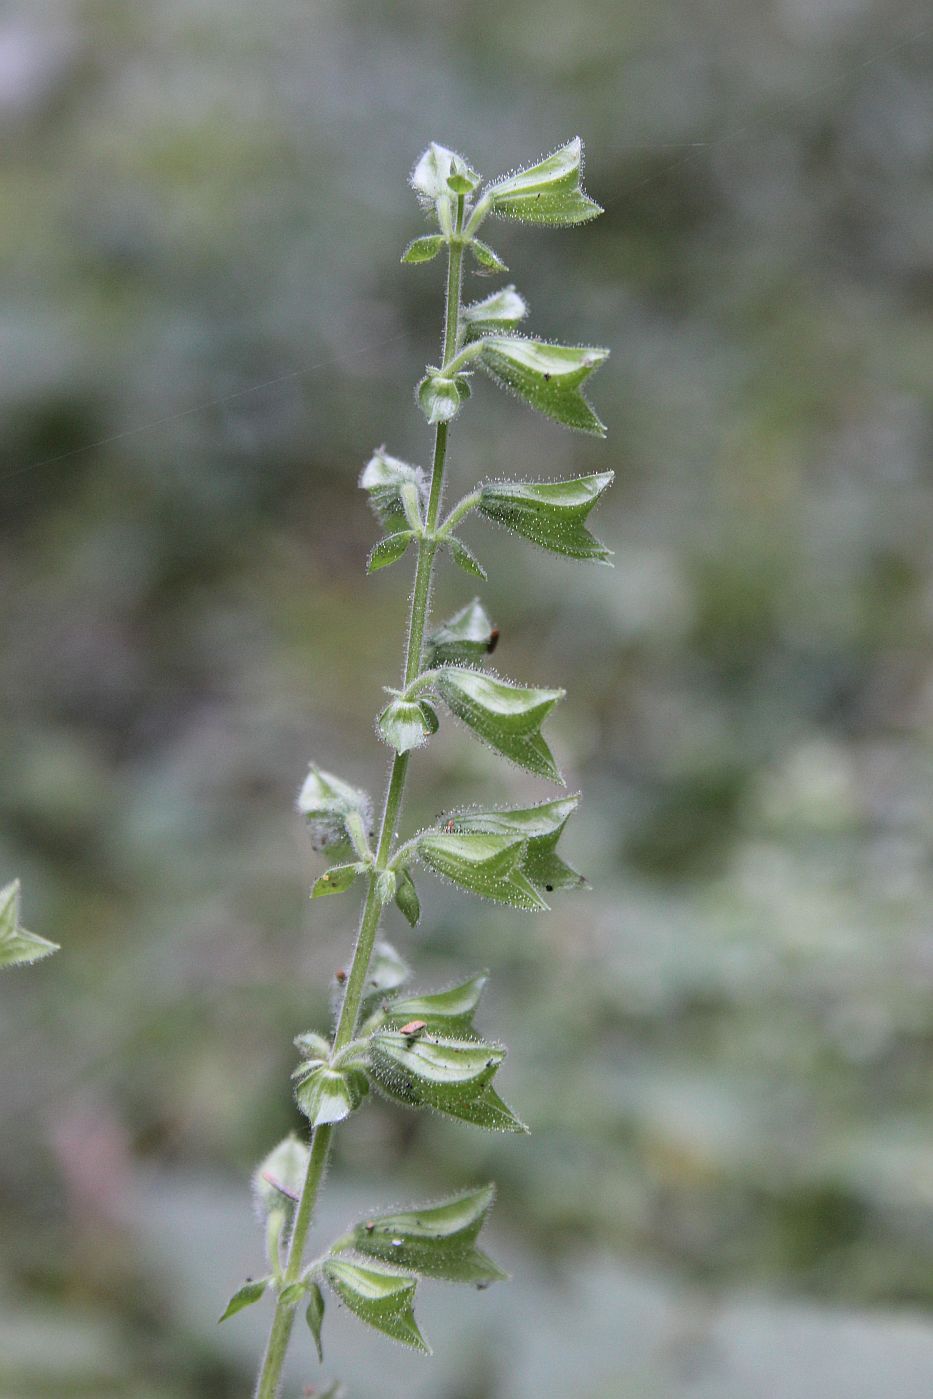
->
[253,200,465,1399]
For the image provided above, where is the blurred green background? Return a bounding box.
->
[2,1,932,1396]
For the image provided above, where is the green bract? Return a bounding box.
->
[0,879,58,969]
[293,1063,367,1127]
[469,238,508,274]
[365,971,488,1036]
[249,138,608,1395]
[359,448,426,533]
[401,234,445,264]
[252,1134,309,1221]
[444,796,586,892]
[219,1277,270,1323]
[477,336,608,436]
[433,667,564,780]
[425,598,497,666]
[378,695,438,754]
[418,371,462,425]
[462,285,529,339]
[485,137,602,226]
[297,767,372,859]
[479,472,614,562]
[323,1259,429,1352]
[338,1185,506,1285]
[417,831,547,910]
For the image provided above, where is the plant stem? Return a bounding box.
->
[254,1122,333,1399]
[252,206,464,1399]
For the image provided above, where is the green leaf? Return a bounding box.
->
[447,154,480,195]
[305,1281,326,1362]
[417,831,547,911]
[445,535,487,579]
[393,867,421,927]
[367,531,415,573]
[425,598,497,667]
[252,1134,309,1219]
[0,880,58,969]
[477,337,608,436]
[343,1184,506,1285]
[219,1277,270,1322]
[463,285,529,340]
[401,234,445,264]
[378,696,436,754]
[380,972,488,1036]
[439,1082,529,1133]
[278,1280,308,1308]
[311,862,366,898]
[323,1259,430,1353]
[479,472,613,563]
[418,373,462,425]
[293,1063,367,1127]
[433,667,564,780]
[445,796,585,892]
[368,1030,527,1134]
[469,239,508,275]
[486,137,602,226]
[359,449,426,533]
[297,767,372,860]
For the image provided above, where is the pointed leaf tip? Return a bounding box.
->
[486,138,603,226]
[323,1259,430,1352]
[477,337,608,436]
[479,472,613,562]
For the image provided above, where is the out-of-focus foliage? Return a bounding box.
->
[1,0,931,1395]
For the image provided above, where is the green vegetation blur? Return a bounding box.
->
[2,1,931,1396]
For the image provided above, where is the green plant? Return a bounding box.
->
[236,138,611,1396]
[0,879,57,969]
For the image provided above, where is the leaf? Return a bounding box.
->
[380,972,488,1036]
[219,1277,270,1322]
[477,337,608,436]
[297,767,372,860]
[293,1063,367,1127]
[323,1259,430,1353]
[469,239,508,275]
[462,285,529,340]
[343,1184,506,1285]
[433,667,564,781]
[418,373,461,425]
[445,535,487,579]
[367,531,415,573]
[417,831,547,911]
[439,1082,529,1134]
[401,234,445,264]
[378,697,436,754]
[0,880,58,969]
[311,862,366,898]
[279,1280,308,1308]
[425,598,496,667]
[305,1281,325,1362]
[485,137,602,226]
[479,472,613,563]
[445,796,585,892]
[393,867,421,927]
[368,1031,527,1133]
[359,449,427,533]
[252,1135,309,1220]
